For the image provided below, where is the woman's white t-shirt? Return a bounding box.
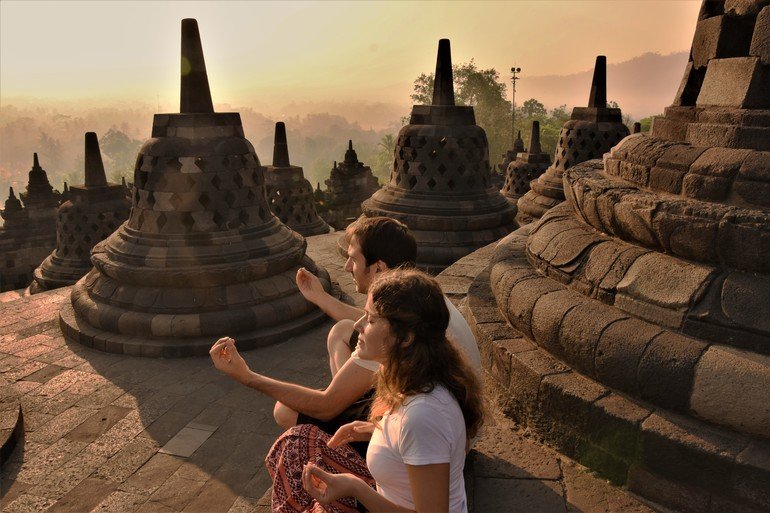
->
[366,386,468,513]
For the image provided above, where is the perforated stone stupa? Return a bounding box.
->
[464,2,770,511]
[0,154,60,292]
[30,133,131,294]
[501,121,551,206]
[264,122,330,237]
[361,39,517,273]
[320,141,379,230]
[59,19,331,357]
[495,130,526,188]
[517,56,630,224]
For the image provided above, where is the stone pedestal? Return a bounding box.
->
[59,19,331,357]
[517,56,629,224]
[501,121,551,206]
[361,39,517,273]
[320,141,379,230]
[31,133,131,294]
[264,122,330,237]
[465,4,770,512]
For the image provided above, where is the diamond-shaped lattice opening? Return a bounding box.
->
[259,206,268,220]
[83,235,92,244]
[181,212,195,230]
[90,224,99,232]
[579,140,587,149]
[67,234,76,243]
[225,191,236,205]
[567,139,574,148]
[213,211,226,228]
[408,176,418,189]
[395,174,402,185]
[571,150,580,160]
[199,192,211,209]
[439,137,448,148]
[234,172,244,188]
[457,164,466,175]
[589,132,596,139]
[222,157,230,169]
[211,175,221,190]
[239,210,249,225]
[603,132,610,139]
[247,190,256,202]
[447,178,455,190]
[156,213,167,230]
[398,148,405,159]
[467,176,476,188]
[403,161,410,172]
[169,193,183,210]
[146,191,156,207]
[576,130,582,137]
[409,148,418,160]
[97,213,105,221]
[437,163,447,175]
[183,174,195,189]
[137,212,145,228]
[429,150,438,160]
[74,225,83,233]
[427,177,437,190]
[418,163,427,175]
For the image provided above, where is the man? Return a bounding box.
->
[210,217,481,442]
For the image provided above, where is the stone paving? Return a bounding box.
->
[1,233,665,512]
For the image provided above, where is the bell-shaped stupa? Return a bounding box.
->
[464,2,770,511]
[361,39,517,272]
[495,129,526,188]
[59,19,331,357]
[0,155,60,292]
[517,56,630,224]
[501,121,551,206]
[320,141,379,230]
[264,122,330,236]
[30,133,131,294]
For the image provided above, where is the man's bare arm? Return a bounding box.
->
[296,267,363,322]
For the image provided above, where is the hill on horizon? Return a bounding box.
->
[517,51,689,120]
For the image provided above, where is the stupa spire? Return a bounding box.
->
[587,55,607,108]
[180,18,214,113]
[272,122,290,167]
[432,39,455,106]
[84,132,107,187]
[33,153,40,168]
[528,121,542,154]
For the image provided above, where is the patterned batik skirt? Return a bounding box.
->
[266,424,376,513]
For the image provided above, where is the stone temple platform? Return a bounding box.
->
[1,233,664,513]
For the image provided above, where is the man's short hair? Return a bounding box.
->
[348,217,417,268]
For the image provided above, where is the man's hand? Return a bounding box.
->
[210,337,252,384]
[328,421,375,448]
[296,267,325,305]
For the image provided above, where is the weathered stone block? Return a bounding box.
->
[637,331,707,411]
[595,317,662,394]
[649,166,687,193]
[751,5,770,64]
[697,57,770,108]
[692,15,755,68]
[558,302,627,376]
[672,63,707,107]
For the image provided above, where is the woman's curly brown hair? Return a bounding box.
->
[367,269,484,439]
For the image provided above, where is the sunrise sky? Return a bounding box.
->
[1,0,700,114]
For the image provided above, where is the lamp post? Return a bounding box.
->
[511,66,521,148]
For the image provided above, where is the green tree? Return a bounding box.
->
[101,128,142,183]
[410,60,512,169]
[374,134,395,183]
[519,98,547,119]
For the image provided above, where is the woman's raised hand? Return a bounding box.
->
[328,421,375,448]
[302,463,354,504]
[209,337,251,384]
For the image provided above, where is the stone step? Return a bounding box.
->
[464,269,770,513]
[0,376,23,467]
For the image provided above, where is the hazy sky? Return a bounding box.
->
[1,0,700,113]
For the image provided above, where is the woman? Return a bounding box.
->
[269,269,484,513]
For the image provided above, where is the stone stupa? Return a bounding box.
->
[495,129,526,188]
[264,122,330,236]
[59,19,331,357]
[464,1,770,511]
[500,121,551,206]
[30,133,131,294]
[517,56,630,224]
[0,154,60,292]
[361,39,517,273]
[320,141,379,230]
